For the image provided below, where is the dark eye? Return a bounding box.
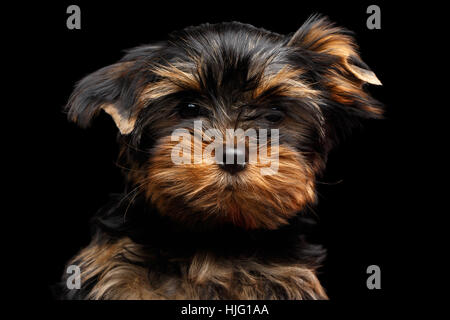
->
[179,103,200,118]
[264,107,284,123]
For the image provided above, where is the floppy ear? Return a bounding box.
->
[66,60,141,135]
[288,15,383,117]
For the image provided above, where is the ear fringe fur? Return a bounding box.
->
[289,14,382,85]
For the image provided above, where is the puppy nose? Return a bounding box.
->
[218,147,246,174]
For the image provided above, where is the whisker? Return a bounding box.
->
[114,162,148,173]
[315,179,343,185]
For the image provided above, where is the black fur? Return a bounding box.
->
[60,17,382,299]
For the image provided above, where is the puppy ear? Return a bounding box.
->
[289,15,381,85]
[288,15,383,117]
[66,61,140,135]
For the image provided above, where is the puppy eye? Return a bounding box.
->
[264,107,284,123]
[179,103,200,118]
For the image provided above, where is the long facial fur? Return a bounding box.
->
[62,15,382,300]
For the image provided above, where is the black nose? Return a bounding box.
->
[218,147,247,174]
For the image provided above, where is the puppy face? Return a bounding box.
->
[66,16,382,230]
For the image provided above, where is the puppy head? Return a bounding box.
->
[66,16,382,230]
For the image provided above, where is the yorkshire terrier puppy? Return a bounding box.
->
[61,15,382,300]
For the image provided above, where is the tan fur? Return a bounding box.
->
[253,67,319,100]
[289,17,381,85]
[137,134,316,230]
[288,16,382,115]
[152,63,202,91]
[68,236,327,300]
[102,104,137,134]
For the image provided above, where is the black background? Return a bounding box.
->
[8,0,431,316]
